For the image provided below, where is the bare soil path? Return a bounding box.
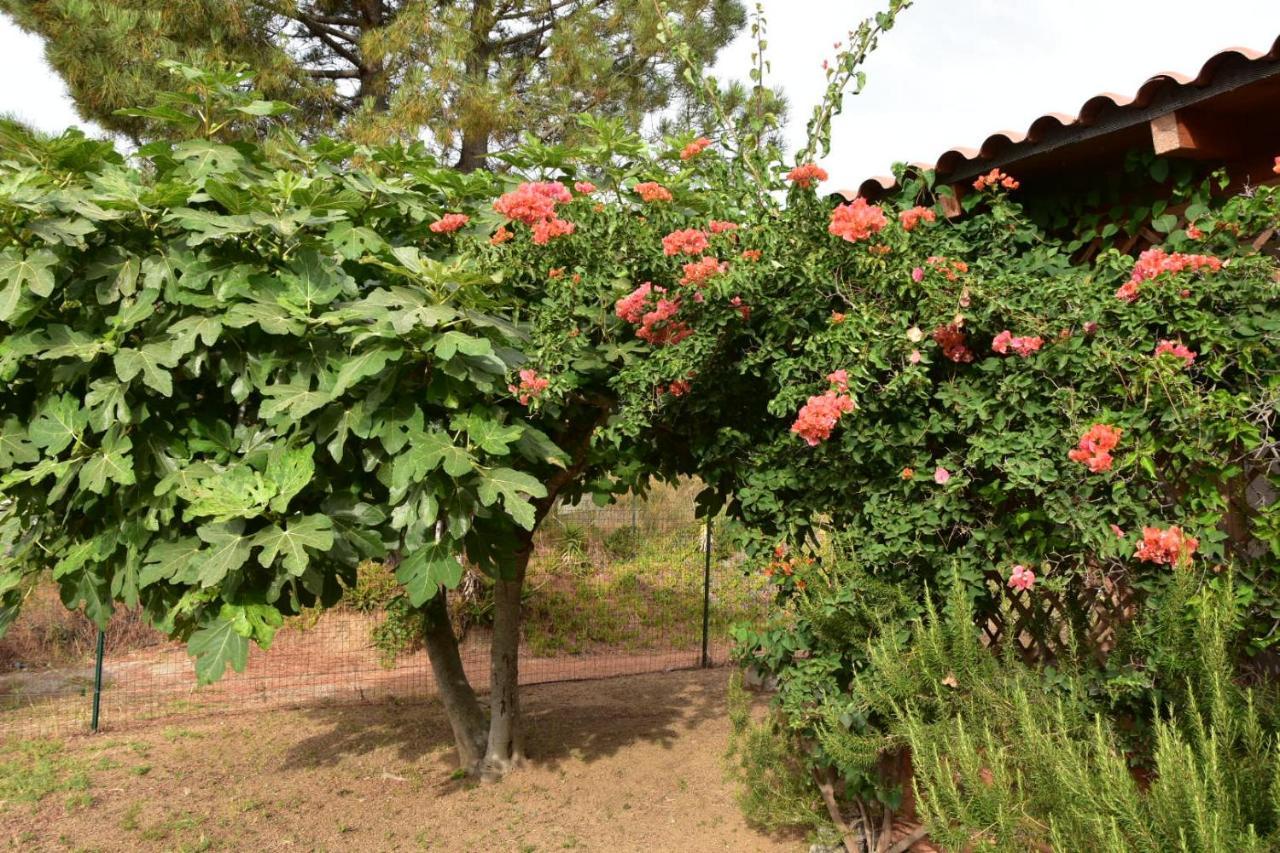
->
[3,668,805,852]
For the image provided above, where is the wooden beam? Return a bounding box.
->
[1150,109,1235,159]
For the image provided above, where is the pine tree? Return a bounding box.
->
[2,1,745,167]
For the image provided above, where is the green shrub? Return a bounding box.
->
[342,561,400,614]
[602,525,640,561]
[797,571,1280,851]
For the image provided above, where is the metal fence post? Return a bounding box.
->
[90,628,105,732]
[701,515,712,668]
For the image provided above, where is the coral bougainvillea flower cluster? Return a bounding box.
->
[662,228,710,256]
[973,168,1020,191]
[992,330,1044,357]
[1134,526,1199,565]
[680,137,712,160]
[1154,339,1196,367]
[898,206,937,231]
[430,213,470,234]
[708,220,739,234]
[1115,247,1223,301]
[791,371,857,446]
[1068,424,1123,473]
[761,543,813,587]
[634,181,674,203]
[925,256,969,281]
[508,369,550,406]
[932,322,974,363]
[786,163,828,188]
[829,198,888,243]
[680,256,727,286]
[493,181,575,245]
[614,282,691,345]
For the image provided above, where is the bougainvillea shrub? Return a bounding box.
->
[490,130,1280,824]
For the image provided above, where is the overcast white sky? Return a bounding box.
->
[2,2,1278,189]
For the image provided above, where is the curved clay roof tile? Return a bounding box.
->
[841,36,1280,200]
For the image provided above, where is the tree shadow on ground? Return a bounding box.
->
[278,667,734,778]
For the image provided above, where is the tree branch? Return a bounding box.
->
[308,67,362,79]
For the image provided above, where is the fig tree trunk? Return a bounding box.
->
[479,538,532,780]
[421,588,488,771]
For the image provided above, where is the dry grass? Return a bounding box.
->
[1,669,803,852]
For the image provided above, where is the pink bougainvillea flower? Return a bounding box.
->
[493,181,572,224]
[911,267,925,283]
[791,390,856,446]
[667,379,691,397]
[974,169,1019,191]
[615,282,654,324]
[992,330,1043,357]
[786,163,828,188]
[1069,424,1123,473]
[898,206,937,232]
[730,295,750,321]
[1117,247,1223,301]
[830,311,846,324]
[741,249,762,262]
[616,283,691,345]
[1083,321,1099,335]
[508,369,550,405]
[901,467,914,480]
[1154,339,1196,367]
[662,228,710,256]
[1274,155,1280,175]
[908,349,922,364]
[531,217,575,245]
[826,369,849,392]
[708,220,739,234]
[680,256,727,286]
[1134,525,1198,565]
[490,226,514,245]
[1110,524,1126,539]
[634,181,674,203]
[1186,224,1203,240]
[680,137,712,160]
[1007,564,1036,592]
[829,198,888,243]
[934,466,951,484]
[429,212,469,234]
[573,181,597,194]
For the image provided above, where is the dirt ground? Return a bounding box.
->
[2,668,809,852]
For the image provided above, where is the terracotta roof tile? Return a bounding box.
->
[841,36,1280,200]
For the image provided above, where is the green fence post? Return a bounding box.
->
[701,515,712,668]
[90,629,105,732]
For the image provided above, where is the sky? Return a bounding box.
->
[2,2,1278,191]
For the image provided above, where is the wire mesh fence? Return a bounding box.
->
[1,490,769,738]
